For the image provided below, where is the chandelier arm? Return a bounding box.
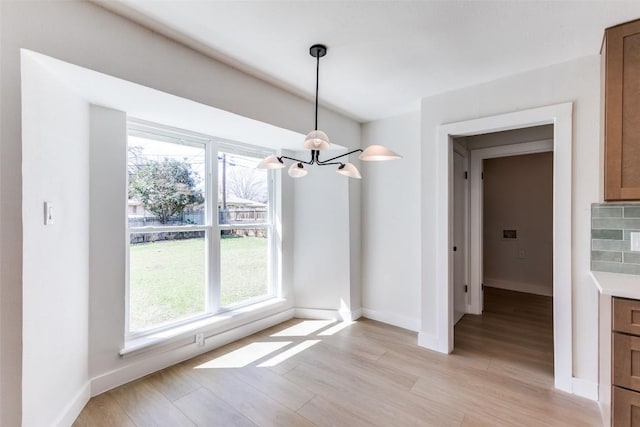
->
[316,149,364,164]
[315,161,344,167]
[279,155,314,165]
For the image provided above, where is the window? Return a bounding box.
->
[126,120,276,337]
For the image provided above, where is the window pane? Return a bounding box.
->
[129,232,206,331]
[128,135,206,227]
[220,228,269,307]
[218,152,269,226]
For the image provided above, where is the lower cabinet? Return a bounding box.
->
[613,297,640,426]
[613,386,640,426]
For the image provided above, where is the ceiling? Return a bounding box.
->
[97,1,640,123]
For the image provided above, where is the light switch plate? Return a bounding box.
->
[631,232,640,252]
[44,201,54,225]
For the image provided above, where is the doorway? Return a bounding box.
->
[455,145,555,380]
[467,137,554,315]
[432,103,573,393]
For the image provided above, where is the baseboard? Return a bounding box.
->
[294,307,361,321]
[361,308,420,332]
[484,277,553,297]
[572,377,598,401]
[599,400,611,427]
[53,381,90,427]
[90,308,295,396]
[418,331,444,353]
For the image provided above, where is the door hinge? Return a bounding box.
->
[453,246,457,252]
[464,285,468,293]
[481,172,484,179]
[464,171,468,179]
[481,283,484,290]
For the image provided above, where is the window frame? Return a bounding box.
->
[216,141,277,312]
[125,119,277,340]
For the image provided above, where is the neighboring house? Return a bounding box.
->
[127,199,146,217]
[127,197,266,223]
[219,196,267,224]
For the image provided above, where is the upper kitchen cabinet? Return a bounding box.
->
[604,19,640,201]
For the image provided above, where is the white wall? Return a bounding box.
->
[349,171,362,313]
[0,0,3,420]
[0,1,360,424]
[483,152,554,296]
[420,55,601,384]
[361,111,421,331]
[21,53,90,427]
[88,106,127,382]
[293,155,353,315]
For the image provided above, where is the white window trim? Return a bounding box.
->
[125,118,280,344]
[120,297,288,358]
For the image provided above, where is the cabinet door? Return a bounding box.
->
[605,19,640,201]
[614,333,640,392]
[613,298,640,335]
[614,386,640,426]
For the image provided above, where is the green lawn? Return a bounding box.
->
[129,236,268,332]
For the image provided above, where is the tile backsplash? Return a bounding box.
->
[592,203,640,275]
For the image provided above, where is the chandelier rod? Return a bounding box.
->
[315,50,319,131]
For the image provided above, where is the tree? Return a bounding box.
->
[226,167,268,203]
[129,158,204,224]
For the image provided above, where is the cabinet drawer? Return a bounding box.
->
[614,298,640,335]
[613,386,640,426]
[614,333,640,391]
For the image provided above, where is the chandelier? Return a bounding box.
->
[257,44,401,178]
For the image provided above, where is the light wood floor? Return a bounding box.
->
[74,287,600,426]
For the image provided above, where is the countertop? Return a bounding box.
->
[591,270,640,299]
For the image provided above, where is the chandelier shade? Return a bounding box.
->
[303,130,331,150]
[359,145,402,161]
[336,162,362,179]
[288,162,308,178]
[257,154,286,169]
[256,43,400,179]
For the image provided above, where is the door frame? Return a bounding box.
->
[468,139,553,315]
[433,103,573,393]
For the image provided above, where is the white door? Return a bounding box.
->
[453,151,466,324]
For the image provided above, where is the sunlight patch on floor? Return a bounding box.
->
[258,339,321,367]
[270,320,334,337]
[193,319,356,369]
[318,320,355,336]
[194,341,291,368]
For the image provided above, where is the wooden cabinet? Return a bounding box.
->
[613,333,640,393]
[604,19,640,201]
[613,297,640,425]
[614,297,640,335]
[613,387,640,426]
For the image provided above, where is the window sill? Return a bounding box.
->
[120,297,288,358]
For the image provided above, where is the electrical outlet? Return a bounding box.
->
[631,232,640,252]
[195,333,205,347]
[518,250,526,259]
